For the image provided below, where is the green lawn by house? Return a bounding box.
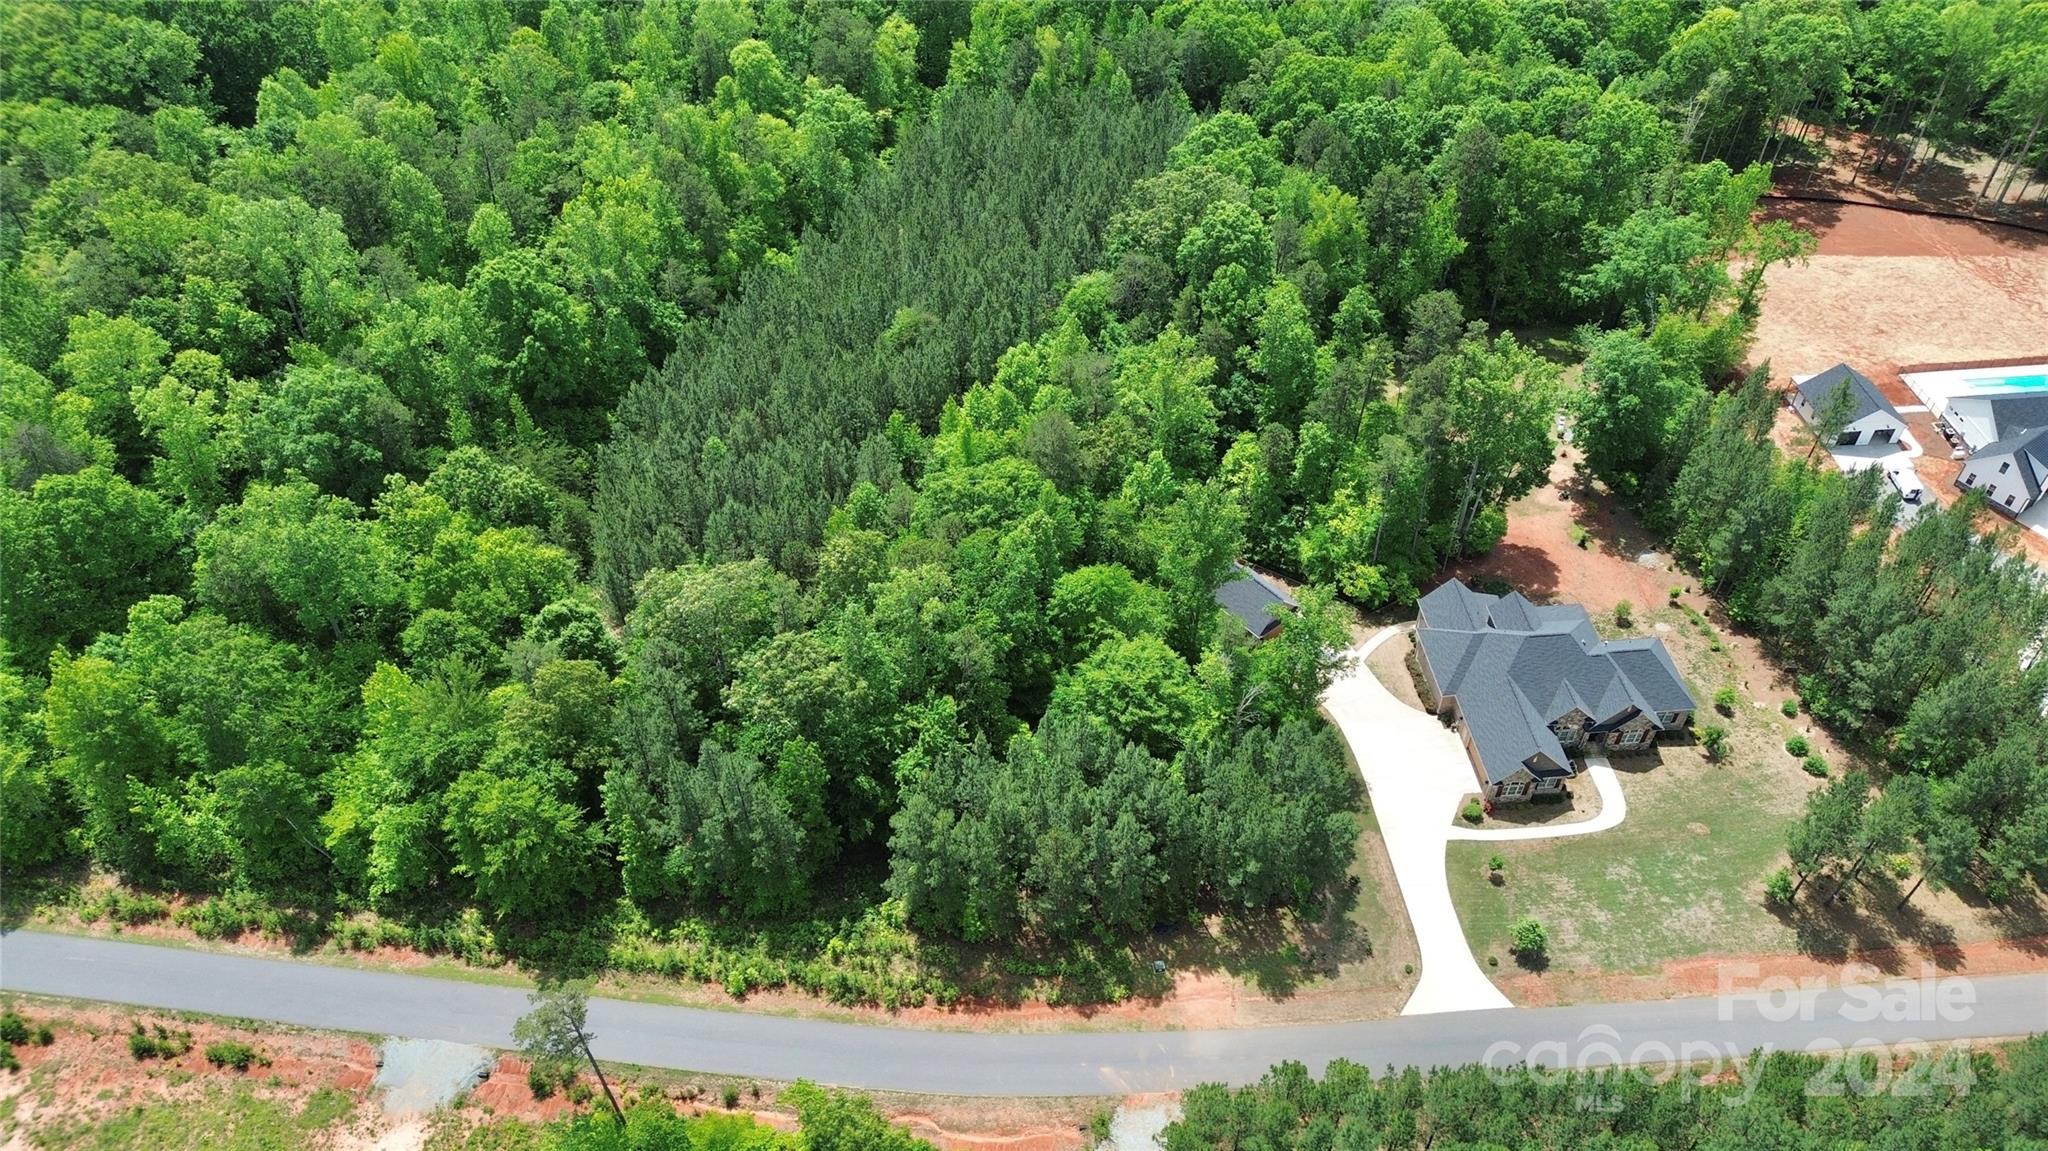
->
[1447,603,1827,976]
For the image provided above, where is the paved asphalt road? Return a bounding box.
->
[5,931,2046,1096]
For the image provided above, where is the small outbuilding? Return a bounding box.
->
[1792,363,1906,448]
[1213,563,1297,641]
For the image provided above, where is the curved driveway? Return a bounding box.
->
[5,931,2045,1096]
[1323,627,1634,1014]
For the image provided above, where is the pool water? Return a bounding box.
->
[1966,374,2048,393]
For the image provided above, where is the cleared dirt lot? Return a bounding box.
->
[1748,199,2048,562]
[1748,200,2048,380]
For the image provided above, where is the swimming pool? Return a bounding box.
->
[1964,373,2048,393]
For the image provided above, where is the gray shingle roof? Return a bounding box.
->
[1416,579,1696,783]
[1968,426,2048,503]
[1797,363,1898,426]
[1984,396,2048,443]
[1213,563,1297,639]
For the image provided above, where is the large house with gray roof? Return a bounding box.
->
[1413,579,1695,803]
[1791,363,1907,448]
[1958,426,2048,516]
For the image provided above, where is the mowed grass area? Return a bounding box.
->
[1448,600,1828,976]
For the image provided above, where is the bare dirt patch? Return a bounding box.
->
[1747,195,2048,565]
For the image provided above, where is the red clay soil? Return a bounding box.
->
[1445,446,1681,616]
[1772,123,2048,231]
[1745,167,2048,568]
[1499,934,2048,1009]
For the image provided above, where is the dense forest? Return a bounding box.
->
[4,0,2046,1000]
[1162,1039,2048,1151]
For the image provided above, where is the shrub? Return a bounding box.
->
[1403,963,1414,975]
[1487,854,1505,873]
[1785,735,1810,757]
[1461,800,1484,824]
[1698,724,1729,759]
[1531,791,1565,804]
[1802,755,1828,777]
[1568,524,1589,549]
[0,1012,28,1046]
[32,1027,52,1047]
[0,1047,17,1073]
[1089,1108,1114,1147]
[1487,955,1499,967]
[1765,867,1796,906]
[567,1079,595,1105]
[1781,698,1799,717]
[1668,586,1682,602]
[1612,599,1632,628]
[528,1062,558,1099]
[82,888,169,927]
[722,1085,741,1109]
[128,1023,193,1061]
[1509,917,1549,958]
[204,1041,270,1071]
[1713,686,1738,715]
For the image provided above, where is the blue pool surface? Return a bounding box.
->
[1966,373,2048,393]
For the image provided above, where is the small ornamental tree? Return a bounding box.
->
[1509,917,1549,959]
[513,981,623,1124]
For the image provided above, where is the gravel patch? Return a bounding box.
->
[373,1039,493,1118]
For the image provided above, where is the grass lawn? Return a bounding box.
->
[22,1082,357,1151]
[1448,600,1835,977]
[1450,598,2048,993]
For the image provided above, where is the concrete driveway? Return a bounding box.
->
[1322,627,1512,1015]
[1445,754,1625,842]
[1323,627,1635,1015]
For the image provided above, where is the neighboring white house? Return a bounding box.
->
[1791,363,1907,447]
[1958,426,2048,517]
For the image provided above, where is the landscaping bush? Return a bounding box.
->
[1509,917,1549,959]
[1487,955,1499,967]
[1802,755,1828,778]
[1612,599,1632,628]
[1698,723,1729,759]
[1488,854,1505,874]
[1765,867,1796,906]
[128,1023,193,1061]
[1781,698,1800,717]
[203,1041,270,1071]
[81,888,170,927]
[1461,801,1484,824]
[1713,686,1738,715]
[1530,791,1565,804]
[1785,735,1810,757]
